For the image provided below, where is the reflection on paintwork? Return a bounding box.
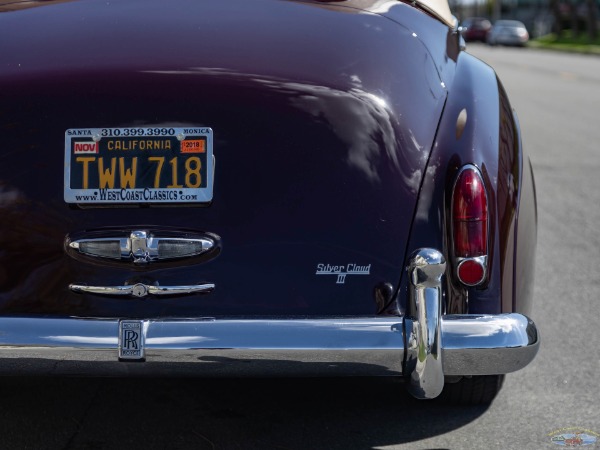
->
[146,336,217,345]
[145,67,441,187]
[288,83,399,184]
[46,336,117,345]
[415,162,440,222]
[0,185,23,207]
[0,183,67,306]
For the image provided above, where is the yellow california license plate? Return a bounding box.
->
[64,127,213,204]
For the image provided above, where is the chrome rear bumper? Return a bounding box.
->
[0,314,538,376]
[0,249,539,399]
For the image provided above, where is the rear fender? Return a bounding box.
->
[391,52,522,315]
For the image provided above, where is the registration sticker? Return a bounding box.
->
[64,127,214,204]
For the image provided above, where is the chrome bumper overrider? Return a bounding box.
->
[0,249,539,399]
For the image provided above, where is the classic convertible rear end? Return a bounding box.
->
[0,0,538,403]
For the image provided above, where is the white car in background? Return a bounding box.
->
[488,20,529,46]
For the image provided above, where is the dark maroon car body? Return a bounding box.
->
[0,0,538,402]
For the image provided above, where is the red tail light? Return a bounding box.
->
[452,165,488,286]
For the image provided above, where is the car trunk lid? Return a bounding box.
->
[0,0,446,318]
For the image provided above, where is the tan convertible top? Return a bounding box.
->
[413,0,455,27]
[341,0,456,28]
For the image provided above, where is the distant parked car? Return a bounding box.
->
[460,17,492,42]
[488,20,529,46]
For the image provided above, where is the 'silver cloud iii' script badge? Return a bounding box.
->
[316,263,371,284]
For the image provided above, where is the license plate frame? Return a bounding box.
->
[64,127,213,205]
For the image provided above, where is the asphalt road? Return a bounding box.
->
[2,45,600,450]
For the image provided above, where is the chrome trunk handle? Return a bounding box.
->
[67,230,216,264]
[69,282,215,298]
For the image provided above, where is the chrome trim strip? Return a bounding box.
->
[405,248,446,399]
[0,315,538,381]
[69,283,215,298]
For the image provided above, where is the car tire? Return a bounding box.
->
[439,375,505,405]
